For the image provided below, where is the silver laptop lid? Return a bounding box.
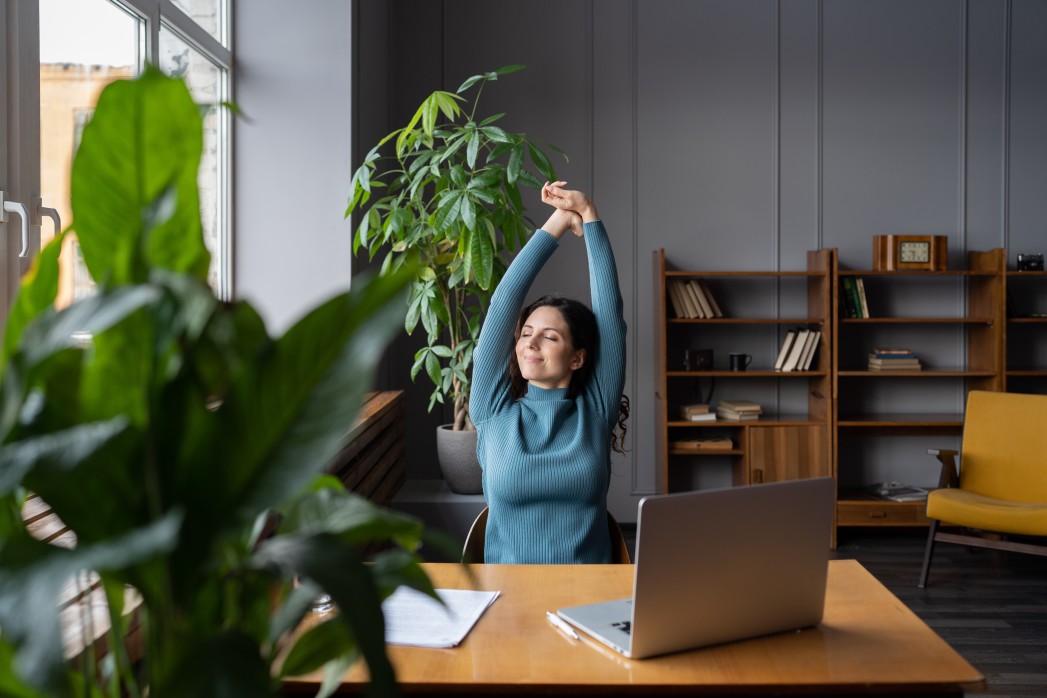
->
[629,477,834,659]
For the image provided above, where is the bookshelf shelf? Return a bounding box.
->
[838,369,997,377]
[839,317,994,324]
[668,317,825,324]
[668,370,828,378]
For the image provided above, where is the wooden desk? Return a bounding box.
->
[282,560,984,696]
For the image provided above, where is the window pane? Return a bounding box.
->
[170,0,227,46]
[160,27,229,295]
[40,0,141,308]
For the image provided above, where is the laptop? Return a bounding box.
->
[556,477,835,659]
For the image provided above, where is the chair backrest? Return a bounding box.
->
[461,506,632,564]
[960,390,1047,502]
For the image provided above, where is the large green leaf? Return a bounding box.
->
[205,266,413,536]
[1,232,65,367]
[70,65,209,285]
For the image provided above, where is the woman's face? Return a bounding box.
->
[516,305,585,389]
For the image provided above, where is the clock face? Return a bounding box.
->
[899,241,930,263]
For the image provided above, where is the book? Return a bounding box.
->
[716,408,760,421]
[863,482,929,502]
[773,330,797,371]
[689,280,714,319]
[671,437,733,450]
[679,403,710,418]
[856,278,869,318]
[801,331,821,370]
[679,280,703,318]
[840,278,859,318]
[780,329,811,371]
[699,280,724,317]
[873,347,914,355]
[667,282,687,318]
[717,400,762,413]
[684,281,708,318]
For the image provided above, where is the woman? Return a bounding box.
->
[470,182,628,563]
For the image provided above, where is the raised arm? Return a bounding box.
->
[543,183,627,421]
[470,210,578,425]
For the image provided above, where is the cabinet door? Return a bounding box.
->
[748,426,828,484]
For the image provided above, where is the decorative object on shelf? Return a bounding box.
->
[1016,253,1044,272]
[684,348,714,371]
[716,400,763,421]
[872,234,948,271]
[729,353,753,372]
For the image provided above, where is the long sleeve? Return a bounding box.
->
[470,229,559,426]
[582,220,628,427]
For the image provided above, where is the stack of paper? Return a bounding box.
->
[381,587,500,648]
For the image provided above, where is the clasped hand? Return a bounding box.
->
[540,181,598,239]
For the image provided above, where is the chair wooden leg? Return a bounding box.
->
[918,518,939,588]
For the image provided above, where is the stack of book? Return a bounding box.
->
[867,347,921,371]
[667,279,724,319]
[679,404,716,422]
[715,400,763,421]
[773,328,821,372]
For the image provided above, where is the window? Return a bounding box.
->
[1,0,232,328]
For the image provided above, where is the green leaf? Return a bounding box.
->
[0,512,182,693]
[280,616,356,678]
[70,66,209,286]
[466,130,480,169]
[527,142,556,184]
[507,145,524,185]
[471,221,495,290]
[2,232,65,367]
[495,64,527,77]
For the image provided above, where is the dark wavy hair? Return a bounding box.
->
[509,294,630,454]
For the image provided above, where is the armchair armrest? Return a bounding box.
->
[927,449,959,488]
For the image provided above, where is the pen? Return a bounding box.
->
[546,611,580,640]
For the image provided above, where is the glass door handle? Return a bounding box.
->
[35,197,62,238]
[1,191,30,258]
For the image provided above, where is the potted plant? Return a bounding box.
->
[346,65,564,493]
[0,67,440,697]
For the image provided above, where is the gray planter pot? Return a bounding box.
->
[435,424,483,495]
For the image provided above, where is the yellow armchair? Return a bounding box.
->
[919,390,1047,587]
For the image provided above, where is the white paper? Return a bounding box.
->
[381,587,500,648]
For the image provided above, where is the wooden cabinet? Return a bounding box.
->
[832,249,1004,531]
[652,249,833,494]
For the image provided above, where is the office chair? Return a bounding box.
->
[462,506,632,564]
[918,390,1047,587]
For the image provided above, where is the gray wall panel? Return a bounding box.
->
[344,0,1047,520]
[1008,0,1047,256]
[638,0,778,271]
[821,0,964,270]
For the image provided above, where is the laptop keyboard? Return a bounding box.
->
[611,620,632,635]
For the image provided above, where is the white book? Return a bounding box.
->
[689,280,714,319]
[667,281,687,318]
[780,329,811,372]
[801,330,821,371]
[773,330,797,371]
[682,281,707,318]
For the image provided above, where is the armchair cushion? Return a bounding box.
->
[926,488,1047,537]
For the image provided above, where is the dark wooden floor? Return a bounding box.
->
[619,526,1047,696]
[832,529,1047,697]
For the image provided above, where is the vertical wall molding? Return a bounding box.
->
[1002,0,1012,249]
[816,0,824,252]
[629,0,644,495]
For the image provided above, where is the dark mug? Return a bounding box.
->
[729,353,753,372]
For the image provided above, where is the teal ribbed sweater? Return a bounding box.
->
[470,221,627,564]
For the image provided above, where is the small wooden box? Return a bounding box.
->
[873,235,948,271]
